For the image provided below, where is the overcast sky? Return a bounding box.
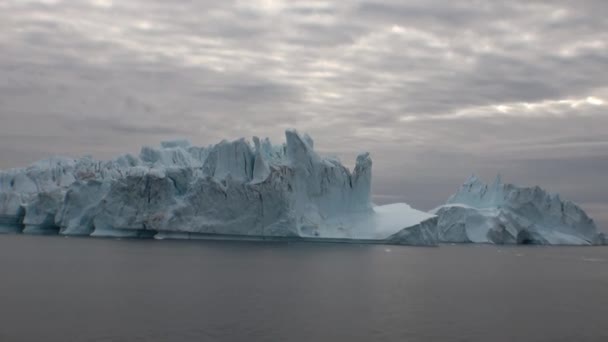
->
[0,0,606,230]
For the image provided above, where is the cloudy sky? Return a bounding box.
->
[1,0,606,230]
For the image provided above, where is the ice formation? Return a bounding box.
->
[432,175,604,245]
[0,130,437,245]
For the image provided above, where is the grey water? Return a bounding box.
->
[0,235,607,342]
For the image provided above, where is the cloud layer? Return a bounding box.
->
[1,0,607,229]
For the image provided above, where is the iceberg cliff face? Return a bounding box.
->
[432,175,602,245]
[0,130,436,245]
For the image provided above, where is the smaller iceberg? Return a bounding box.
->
[432,175,603,245]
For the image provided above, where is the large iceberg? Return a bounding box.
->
[0,130,437,245]
[432,175,604,245]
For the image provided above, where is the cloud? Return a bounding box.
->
[0,0,607,230]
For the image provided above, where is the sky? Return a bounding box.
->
[0,0,607,230]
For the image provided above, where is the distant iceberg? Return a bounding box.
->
[0,130,436,245]
[432,175,604,245]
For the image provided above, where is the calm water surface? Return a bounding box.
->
[0,234,607,342]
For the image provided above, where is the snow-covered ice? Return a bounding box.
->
[432,175,603,245]
[0,130,437,245]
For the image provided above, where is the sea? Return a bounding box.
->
[0,234,606,342]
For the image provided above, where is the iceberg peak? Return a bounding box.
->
[436,175,601,245]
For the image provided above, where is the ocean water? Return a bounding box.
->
[0,234,607,342]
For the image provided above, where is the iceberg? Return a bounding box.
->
[432,175,604,245]
[0,130,437,245]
